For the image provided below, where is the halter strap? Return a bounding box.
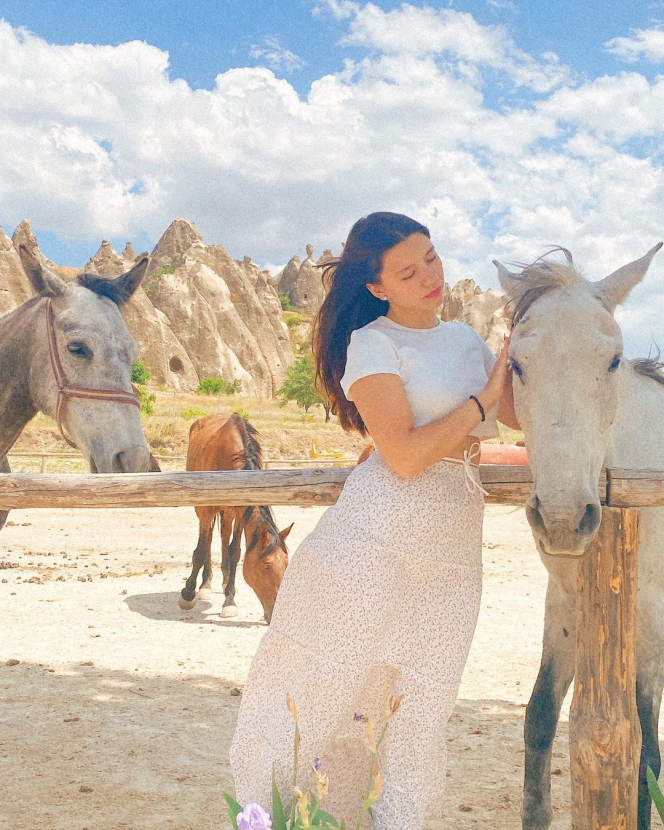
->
[45,298,140,449]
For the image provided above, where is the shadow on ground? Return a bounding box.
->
[124,590,266,630]
[0,657,573,830]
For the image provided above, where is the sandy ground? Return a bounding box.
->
[0,502,624,830]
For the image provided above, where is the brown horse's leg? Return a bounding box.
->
[198,510,221,600]
[179,508,215,610]
[221,511,233,590]
[221,510,244,618]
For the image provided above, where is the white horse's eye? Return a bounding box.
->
[510,358,524,382]
[608,354,621,372]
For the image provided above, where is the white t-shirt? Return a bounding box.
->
[340,315,500,440]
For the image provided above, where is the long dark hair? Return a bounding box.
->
[313,212,430,434]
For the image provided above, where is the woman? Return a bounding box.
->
[230,212,519,829]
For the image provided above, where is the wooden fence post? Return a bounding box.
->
[569,506,641,829]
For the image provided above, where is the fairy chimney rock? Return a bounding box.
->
[11,220,55,267]
[151,218,203,264]
[277,246,325,313]
[122,242,138,262]
[0,224,34,313]
[144,218,293,397]
[84,240,125,277]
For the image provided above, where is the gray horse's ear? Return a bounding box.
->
[594,242,663,313]
[18,244,68,297]
[110,256,149,303]
[78,256,149,305]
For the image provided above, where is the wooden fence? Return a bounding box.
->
[6,451,356,473]
[1,464,661,829]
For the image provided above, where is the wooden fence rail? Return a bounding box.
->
[1,465,662,509]
[1,464,659,829]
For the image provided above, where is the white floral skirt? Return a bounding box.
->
[230,451,484,830]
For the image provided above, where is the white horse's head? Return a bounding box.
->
[495,243,662,557]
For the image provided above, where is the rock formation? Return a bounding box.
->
[11,220,55,267]
[84,240,126,277]
[441,279,509,355]
[0,225,34,314]
[0,216,508,393]
[80,238,199,391]
[144,219,292,397]
[276,244,327,313]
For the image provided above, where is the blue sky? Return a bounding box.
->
[0,0,663,354]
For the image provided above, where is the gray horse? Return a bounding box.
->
[0,246,153,530]
[495,243,663,829]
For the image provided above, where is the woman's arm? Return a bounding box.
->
[350,341,510,479]
[497,366,520,431]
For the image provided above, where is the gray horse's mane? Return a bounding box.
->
[506,248,583,326]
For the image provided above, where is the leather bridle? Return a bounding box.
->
[45,297,140,449]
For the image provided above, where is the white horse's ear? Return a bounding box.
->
[492,260,521,300]
[594,242,663,313]
[18,244,68,297]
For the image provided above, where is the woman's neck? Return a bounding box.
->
[385,308,439,329]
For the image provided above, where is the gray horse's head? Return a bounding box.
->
[19,246,152,473]
[495,243,662,557]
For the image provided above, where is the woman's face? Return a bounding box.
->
[366,232,444,313]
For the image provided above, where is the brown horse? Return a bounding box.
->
[178,413,292,623]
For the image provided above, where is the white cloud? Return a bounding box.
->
[339,3,570,92]
[0,8,663,355]
[249,37,305,74]
[605,25,664,63]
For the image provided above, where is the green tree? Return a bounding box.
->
[197,376,242,395]
[277,356,327,415]
[131,361,151,385]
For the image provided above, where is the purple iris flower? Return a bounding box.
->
[237,802,272,830]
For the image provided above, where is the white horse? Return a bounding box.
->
[495,243,663,830]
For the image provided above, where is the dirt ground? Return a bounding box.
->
[0,502,626,830]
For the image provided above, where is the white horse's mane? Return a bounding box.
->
[506,248,664,386]
[506,247,584,325]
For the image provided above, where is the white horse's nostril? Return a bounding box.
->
[576,503,601,537]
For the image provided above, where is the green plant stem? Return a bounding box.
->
[290,724,301,828]
[355,722,390,830]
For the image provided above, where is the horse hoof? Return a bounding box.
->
[221,605,238,618]
[178,595,197,610]
[198,587,212,601]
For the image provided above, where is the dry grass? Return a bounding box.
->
[9,390,369,472]
[9,389,522,473]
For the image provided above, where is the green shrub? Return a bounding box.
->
[285,313,304,328]
[197,377,242,396]
[180,407,208,420]
[278,290,297,312]
[153,264,175,278]
[233,407,250,420]
[137,386,156,416]
[131,361,151,385]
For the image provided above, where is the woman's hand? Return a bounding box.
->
[480,335,511,411]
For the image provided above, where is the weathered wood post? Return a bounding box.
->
[569,506,641,829]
